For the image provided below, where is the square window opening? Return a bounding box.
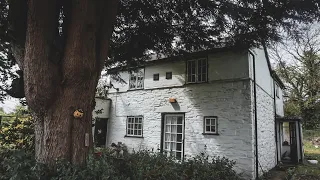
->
[166,72,172,79]
[126,116,143,137]
[204,116,218,134]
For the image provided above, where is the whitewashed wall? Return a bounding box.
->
[107,81,254,178]
[256,86,277,175]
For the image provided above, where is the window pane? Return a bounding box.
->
[137,130,142,135]
[211,119,216,126]
[177,134,182,142]
[165,142,170,149]
[211,126,216,132]
[171,134,177,141]
[138,124,142,130]
[177,117,182,124]
[129,74,136,89]
[177,143,182,151]
[165,133,170,141]
[127,129,131,135]
[187,61,196,82]
[177,125,182,133]
[191,74,196,82]
[198,73,202,82]
[170,142,176,151]
[165,125,171,132]
[134,129,138,135]
[206,126,211,132]
[206,119,210,125]
[172,117,177,124]
[135,118,139,123]
[138,118,142,123]
[171,125,177,133]
[166,116,172,124]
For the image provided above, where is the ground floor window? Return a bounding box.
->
[126,116,143,137]
[203,116,218,134]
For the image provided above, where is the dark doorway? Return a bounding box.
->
[289,122,298,163]
[94,118,108,147]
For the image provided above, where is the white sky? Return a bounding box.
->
[0,97,19,113]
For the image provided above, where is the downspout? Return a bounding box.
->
[248,50,259,179]
[273,80,279,163]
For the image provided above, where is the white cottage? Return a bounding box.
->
[92,47,303,179]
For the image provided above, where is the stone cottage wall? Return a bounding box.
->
[256,85,277,175]
[107,80,255,178]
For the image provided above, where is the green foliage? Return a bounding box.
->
[0,149,243,180]
[271,24,320,128]
[0,106,34,151]
[0,116,34,151]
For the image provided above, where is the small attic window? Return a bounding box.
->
[153,73,159,81]
[166,72,172,79]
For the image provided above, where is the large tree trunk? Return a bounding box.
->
[19,0,119,166]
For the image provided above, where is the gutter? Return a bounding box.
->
[248,50,259,179]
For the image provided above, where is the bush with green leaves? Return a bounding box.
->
[0,148,243,180]
[0,116,34,151]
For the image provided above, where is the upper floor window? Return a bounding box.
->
[275,83,279,98]
[187,58,207,83]
[129,69,144,89]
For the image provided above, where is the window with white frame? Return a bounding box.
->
[126,116,143,137]
[129,69,144,89]
[204,116,218,134]
[187,58,207,83]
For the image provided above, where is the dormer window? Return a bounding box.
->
[129,69,144,89]
[187,58,207,83]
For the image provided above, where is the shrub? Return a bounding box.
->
[0,148,243,180]
[0,116,34,152]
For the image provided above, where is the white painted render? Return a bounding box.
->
[107,81,254,178]
[256,86,277,174]
[249,48,274,96]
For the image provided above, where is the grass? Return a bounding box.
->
[292,129,320,179]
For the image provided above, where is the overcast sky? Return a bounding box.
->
[0,97,19,113]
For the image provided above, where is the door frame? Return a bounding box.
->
[160,113,185,160]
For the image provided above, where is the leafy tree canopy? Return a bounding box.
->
[0,0,320,99]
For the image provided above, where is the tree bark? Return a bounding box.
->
[22,0,119,166]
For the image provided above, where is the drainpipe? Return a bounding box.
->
[248,50,259,179]
[273,80,279,163]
